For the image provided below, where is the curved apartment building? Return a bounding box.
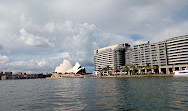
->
[166,35,188,65]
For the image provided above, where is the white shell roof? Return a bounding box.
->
[55,59,73,73]
[55,59,85,74]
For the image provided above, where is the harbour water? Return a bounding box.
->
[0,77,187,111]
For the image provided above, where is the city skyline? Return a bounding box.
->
[0,0,188,73]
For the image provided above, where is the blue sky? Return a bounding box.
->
[0,0,187,73]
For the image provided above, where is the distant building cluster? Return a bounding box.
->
[0,72,52,80]
[94,35,188,74]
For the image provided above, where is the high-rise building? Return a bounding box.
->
[94,43,130,71]
[94,35,188,74]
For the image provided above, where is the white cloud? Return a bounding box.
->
[0,55,9,63]
[49,21,133,65]
[0,56,66,73]
[44,22,55,33]
[18,18,134,66]
[19,28,54,47]
[152,21,188,42]
[0,20,134,73]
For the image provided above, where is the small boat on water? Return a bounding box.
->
[173,68,188,76]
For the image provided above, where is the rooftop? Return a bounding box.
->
[95,43,127,53]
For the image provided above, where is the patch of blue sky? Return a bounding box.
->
[4,51,43,57]
[86,66,94,73]
[172,5,188,22]
[129,34,143,40]
[119,33,143,41]
[56,49,64,53]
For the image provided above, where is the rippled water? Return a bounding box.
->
[0,77,187,111]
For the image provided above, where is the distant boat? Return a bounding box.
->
[173,68,188,76]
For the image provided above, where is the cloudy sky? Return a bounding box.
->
[0,0,187,73]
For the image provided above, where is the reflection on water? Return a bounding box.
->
[52,79,87,110]
[0,77,187,111]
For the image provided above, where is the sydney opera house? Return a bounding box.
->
[51,59,86,78]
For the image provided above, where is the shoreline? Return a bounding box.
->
[47,74,174,79]
[100,74,174,78]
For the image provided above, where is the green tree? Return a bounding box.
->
[102,67,108,71]
[130,65,136,75]
[102,65,110,71]
[152,65,159,74]
[122,66,129,72]
[137,66,143,69]
[137,66,143,74]
[145,63,151,69]
[153,65,159,69]
[144,63,152,74]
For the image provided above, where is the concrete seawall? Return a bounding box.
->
[100,74,174,78]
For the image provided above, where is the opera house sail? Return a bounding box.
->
[55,59,73,74]
[51,59,86,78]
[66,62,86,74]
